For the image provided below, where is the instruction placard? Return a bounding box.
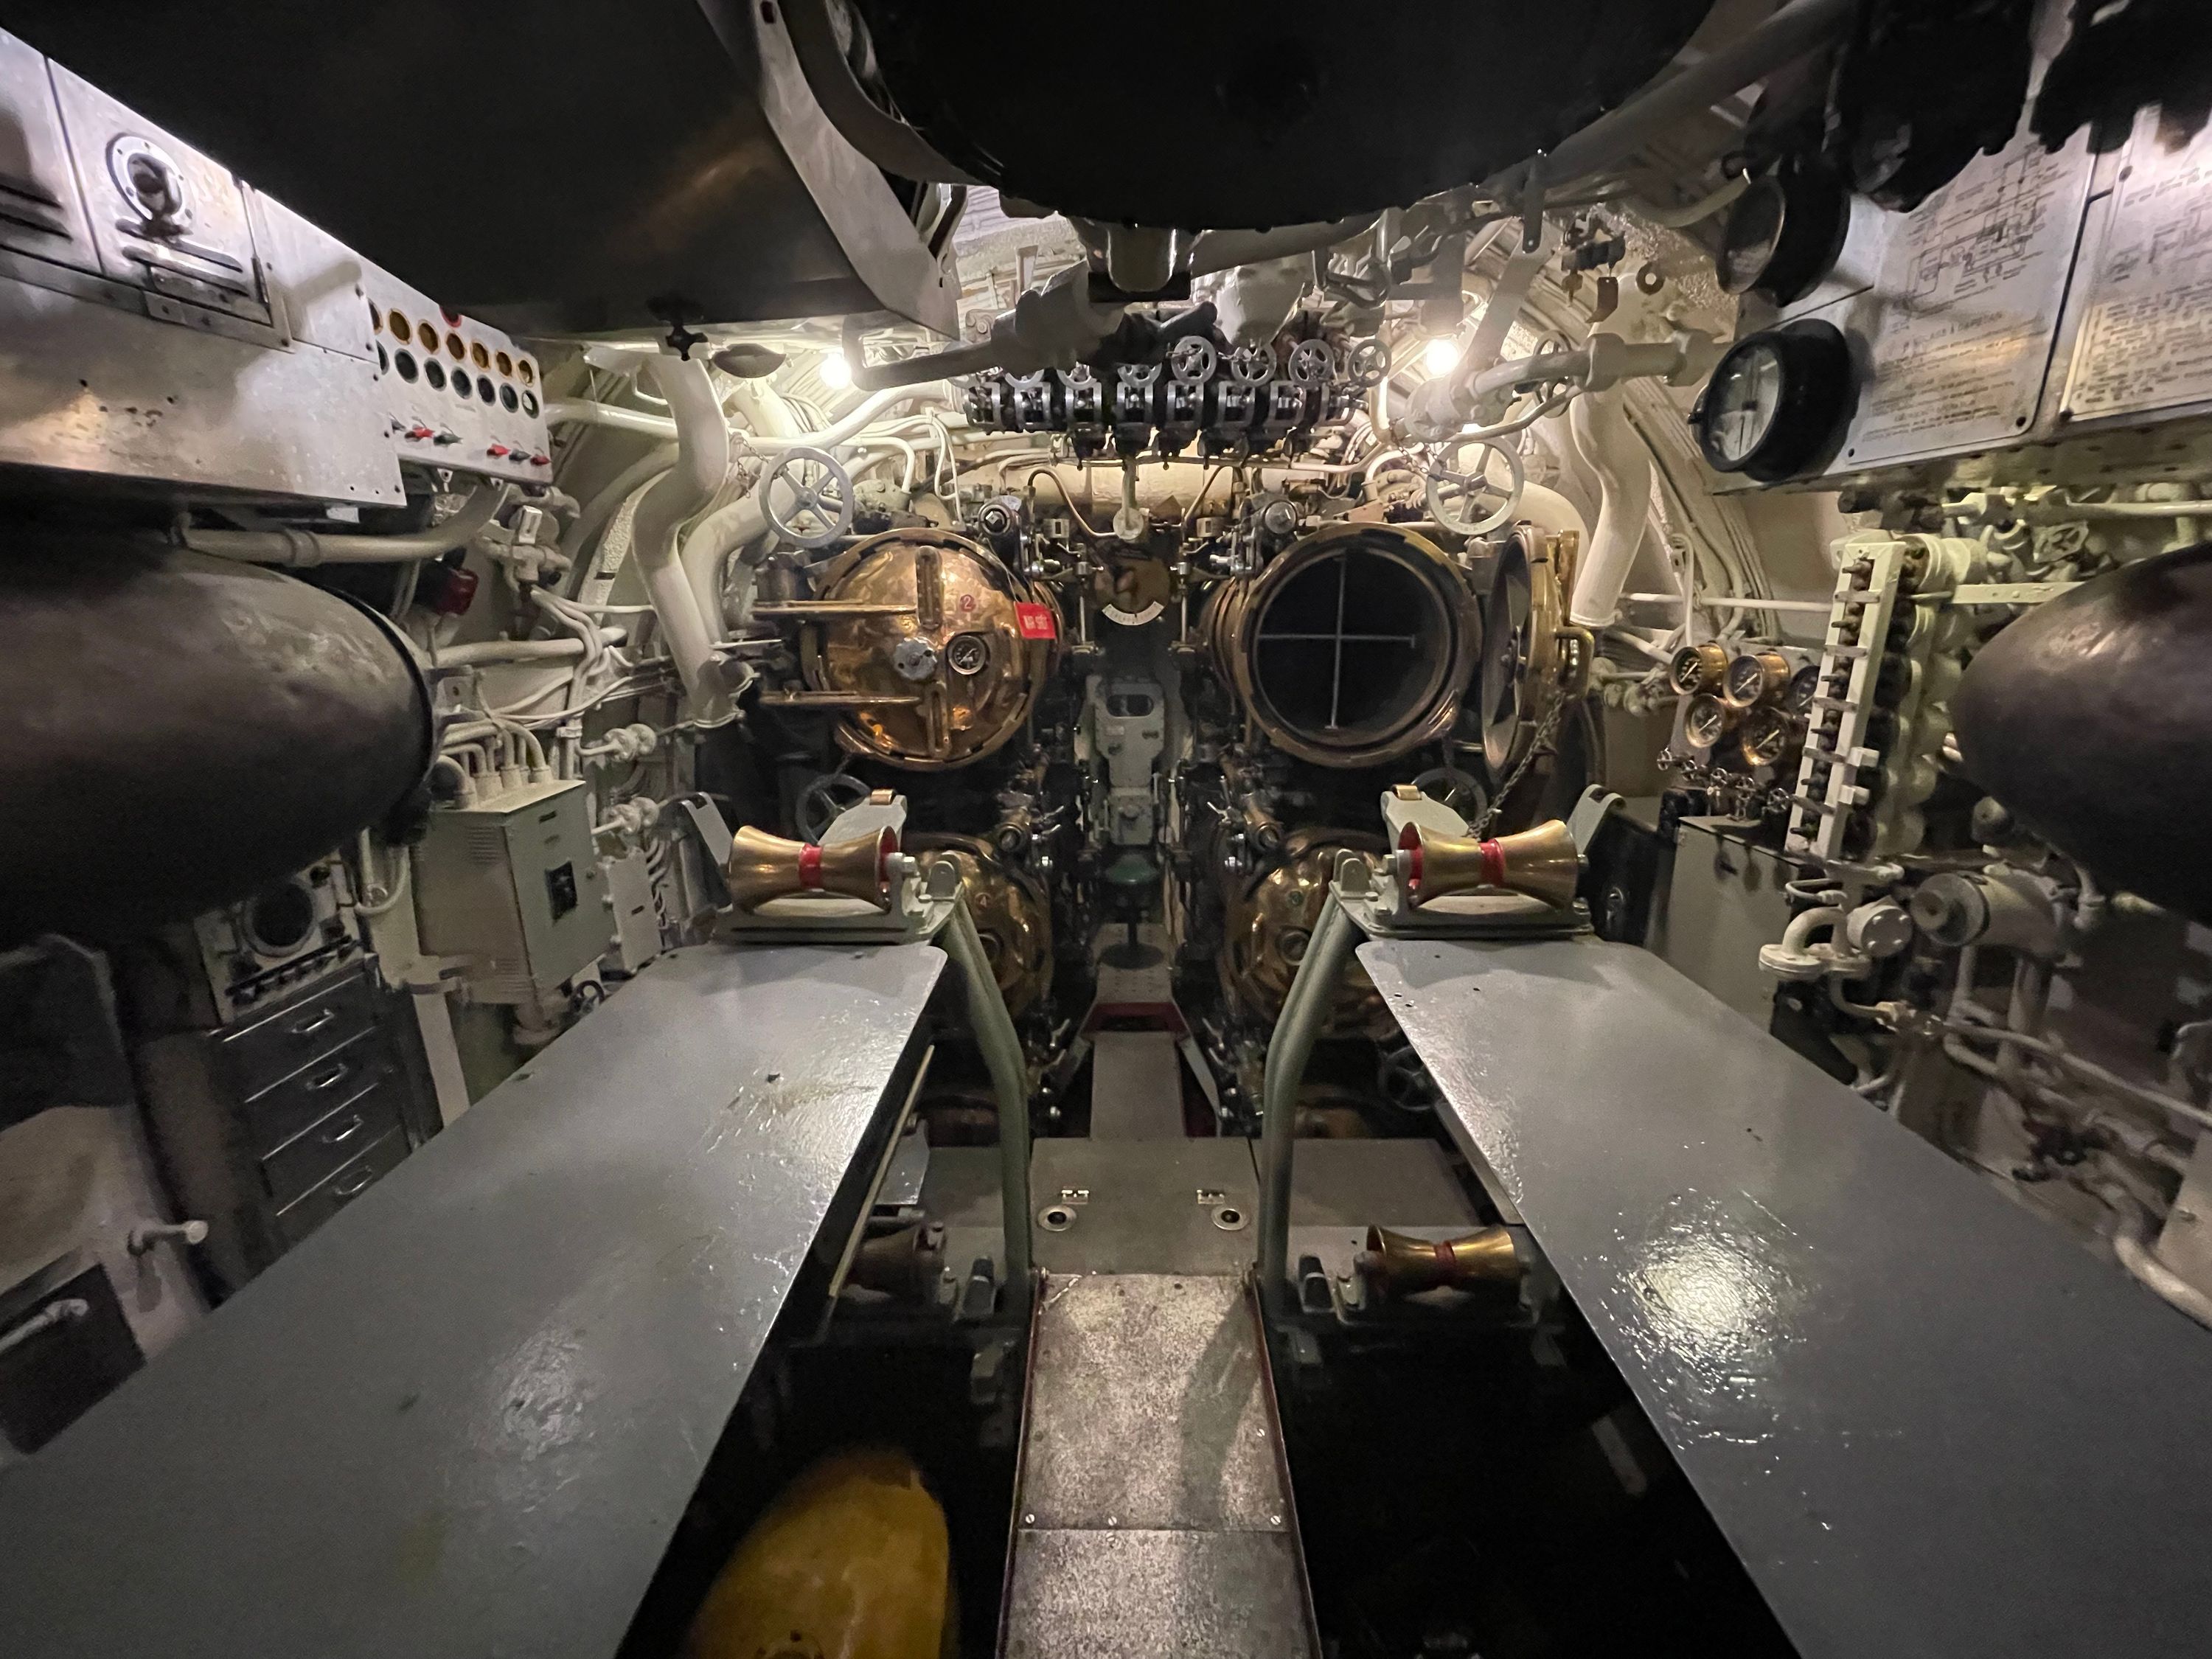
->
[1844,131,2092,467]
[2063,115,2212,422]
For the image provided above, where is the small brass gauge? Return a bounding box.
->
[1724,650,1792,709]
[1684,693,1740,751]
[1669,641,1729,696]
[1739,705,1801,769]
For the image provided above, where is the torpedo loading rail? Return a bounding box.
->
[1352,936,2212,1659]
[0,943,944,1659]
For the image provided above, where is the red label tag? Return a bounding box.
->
[1015,602,1057,641]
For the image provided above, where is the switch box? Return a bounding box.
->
[413,781,606,1004]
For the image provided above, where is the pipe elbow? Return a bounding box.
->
[1565,392,1652,628]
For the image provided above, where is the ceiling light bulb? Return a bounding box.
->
[819,351,853,390]
[1422,337,1461,378]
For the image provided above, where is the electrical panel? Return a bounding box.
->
[412,782,608,1005]
[0,27,549,504]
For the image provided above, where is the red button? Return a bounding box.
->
[529,453,550,466]
[487,444,509,458]
[407,425,433,440]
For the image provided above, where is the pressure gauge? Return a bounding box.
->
[1717,159,1850,305]
[1739,706,1800,769]
[1692,321,1855,483]
[1669,641,1728,697]
[1784,662,1820,714]
[1683,694,1739,751]
[1723,650,1791,709]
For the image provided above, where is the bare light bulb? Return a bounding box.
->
[1422,337,1461,378]
[819,351,853,391]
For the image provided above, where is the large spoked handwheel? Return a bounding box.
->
[762,445,855,549]
[1424,436,1526,540]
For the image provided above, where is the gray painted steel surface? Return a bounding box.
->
[1361,934,2212,1659]
[1003,1275,1318,1658]
[0,943,944,1659]
[1030,1139,1259,1274]
[1002,1529,1316,1659]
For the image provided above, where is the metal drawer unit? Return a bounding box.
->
[222,970,379,1093]
[274,1129,409,1245]
[136,960,435,1298]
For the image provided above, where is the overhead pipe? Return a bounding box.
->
[1186,213,1382,280]
[630,352,735,726]
[1566,390,1655,627]
[546,384,953,452]
[1489,0,1859,195]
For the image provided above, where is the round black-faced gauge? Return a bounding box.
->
[1692,321,1856,484]
[1785,662,1820,714]
[1717,159,1851,305]
[1684,693,1736,750]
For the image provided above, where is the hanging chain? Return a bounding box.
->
[1469,693,1569,838]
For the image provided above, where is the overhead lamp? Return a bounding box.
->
[1422,336,1462,378]
[819,350,854,391]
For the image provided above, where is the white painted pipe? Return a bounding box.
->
[680,494,770,636]
[1514,480,1587,546]
[544,400,675,439]
[434,638,588,668]
[181,483,509,566]
[1498,0,1859,192]
[2101,1190,2212,1329]
[548,383,952,453]
[726,378,803,440]
[1780,905,1846,956]
[630,353,734,725]
[1566,391,1654,627]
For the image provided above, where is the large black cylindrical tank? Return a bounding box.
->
[0,539,432,944]
[1952,544,2212,923]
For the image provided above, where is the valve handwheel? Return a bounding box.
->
[762,445,855,549]
[1423,435,1527,540]
[1344,338,1388,389]
[1228,344,1276,386]
[1287,339,1336,385]
[1169,336,1218,383]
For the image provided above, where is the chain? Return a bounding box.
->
[1470,694,1569,838]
